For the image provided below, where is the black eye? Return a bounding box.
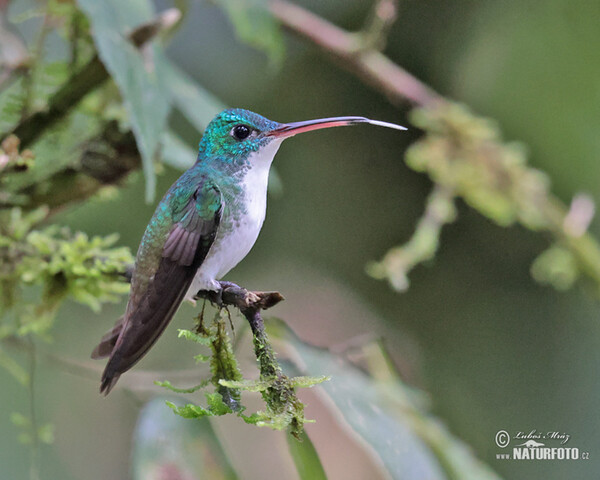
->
[231,124,251,141]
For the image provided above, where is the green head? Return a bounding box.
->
[196,107,407,166]
[197,108,282,160]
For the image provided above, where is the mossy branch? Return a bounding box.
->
[157,282,326,438]
[3,9,181,149]
[193,282,314,438]
[0,9,183,218]
[15,122,140,215]
[270,0,441,106]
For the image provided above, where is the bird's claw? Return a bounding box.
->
[196,281,242,308]
[195,281,281,310]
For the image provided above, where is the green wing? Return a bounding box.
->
[93,177,222,394]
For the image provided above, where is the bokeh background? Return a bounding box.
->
[1,1,599,479]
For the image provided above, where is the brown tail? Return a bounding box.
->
[92,316,126,395]
[99,366,121,395]
[91,316,125,359]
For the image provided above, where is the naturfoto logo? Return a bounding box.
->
[494,429,590,461]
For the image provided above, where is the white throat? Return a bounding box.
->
[242,138,284,196]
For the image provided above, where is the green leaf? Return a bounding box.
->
[193,353,210,363]
[177,328,215,346]
[270,319,502,480]
[161,63,225,133]
[218,378,271,392]
[215,0,284,65]
[287,432,327,480]
[289,375,330,389]
[0,78,26,133]
[155,379,209,394]
[77,0,171,202]
[166,401,211,419]
[10,412,30,428]
[160,131,196,170]
[37,423,55,444]
[133,397,238,480]
[166,392,233,419]
[0,349,29,386]
[205,392,234,416]
[531,245,579,291]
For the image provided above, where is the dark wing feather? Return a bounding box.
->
[95,178,222,394]
[91,315,125,359]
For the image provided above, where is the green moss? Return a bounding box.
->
[0,207,133,339]
[160,309,329,439]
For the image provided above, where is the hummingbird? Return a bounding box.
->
[92,108,406,394]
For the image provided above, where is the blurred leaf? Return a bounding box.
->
[0,348,28,386]
[161,130,196,170]
[162,62,225,132]
[531,245,579,291]
[0,77,26,133]
[214,0,284,65]
[5,108,104,193]
[270,320,502,480]
[133,397,238,480]
[287,431,327,480]
[77,0,171,202]
[10,413,53,445]
[0,15,28,71]
[37,423,54,444]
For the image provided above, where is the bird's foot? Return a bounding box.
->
[195,281,240,308]
[195,282,284,311]
[219,281,261,307]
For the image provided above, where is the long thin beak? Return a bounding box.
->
[267,116,407,138]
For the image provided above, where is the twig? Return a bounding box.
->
[269,0,441,107]
[368,184,456,291]
[361,0,399,51]
[196,282,284,379]
[26,336,39,480]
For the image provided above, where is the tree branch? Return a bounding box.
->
[269,0,442,107]
[18,121,140,215]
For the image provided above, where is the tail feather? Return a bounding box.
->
[91,316,125,360]
[100,369,121,396]
[92,316,126,395]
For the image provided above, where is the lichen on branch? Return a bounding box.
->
[371,102,600,293]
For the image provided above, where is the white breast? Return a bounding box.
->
[185,139,283,298]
